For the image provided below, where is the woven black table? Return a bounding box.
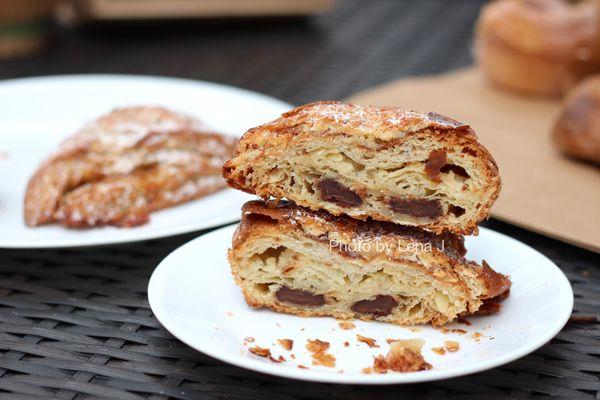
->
[1,1,599,399]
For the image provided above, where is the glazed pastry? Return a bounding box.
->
[475,0,600,97]
[25,106,236,227]
[228,200,511,327]
[553,75,600,165]
[223,101,500,235]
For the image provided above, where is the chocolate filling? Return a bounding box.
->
[448,205,465,217]
[276,286,325,307]
[440,164,469,178]
[389,197,443,219]
[317,178,362,207]
[351,295,398,317]
[424,149,447,182]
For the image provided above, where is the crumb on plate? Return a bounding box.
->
[338,321,356,330]
[471,332,484,342]
[269,355,286,363]
[277,338,294,351]
[444,340,460,353]
[306,339,336,368]
[372,339,432,373]
[249,346,271,358]
[357,334,379,348]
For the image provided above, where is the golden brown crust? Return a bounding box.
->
[25,106,236,227]
[229,200,511,326]
[553,75,600,165]
[223,101,501,235]
[475,0,600,96]
[478,260,512,300]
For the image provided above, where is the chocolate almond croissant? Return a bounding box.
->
[228,201,511,327]
[223,102,500,235]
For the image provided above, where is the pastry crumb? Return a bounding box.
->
[298,364,309,369]
[362,367,373,374]
[306,339,336,368]
[249,346,271,358]
[269,355,286,363]
[372,339,432,373]
[306,339,329,353]
[444,340,460,353]
[431,347,446,355]
[343,341,350,347]
[338,321,356,330]
[250,346,287,363]
[373,355,388,374]
[357,334,379,348]
[439,327,467,335]
[243,337,255,344]
[471,332,484,342]
[277,339,293,351]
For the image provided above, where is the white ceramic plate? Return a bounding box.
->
[148,225,573,384]
[0,75,292,248]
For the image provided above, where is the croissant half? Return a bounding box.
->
[224,101,500,235]
[229,201,510,327]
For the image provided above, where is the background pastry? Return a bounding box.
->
[223,101,500,235]
[475,0,600,97]
[228,201,511,327]
[25,106,236,228]
[553,75,600,165]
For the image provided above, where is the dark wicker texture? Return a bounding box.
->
[1,0,599,399]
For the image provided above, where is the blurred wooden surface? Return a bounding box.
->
[70,0,334,20]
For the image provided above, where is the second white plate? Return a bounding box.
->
[148,225,573,384]
[0,74,291,248]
